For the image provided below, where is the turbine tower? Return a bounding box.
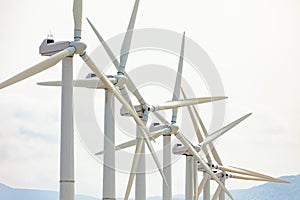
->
[39,74,118,200]
[0,0,85,199]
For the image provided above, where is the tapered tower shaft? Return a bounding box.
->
[135,130,146,200]
[185,155,193,200]
[219,174,225,200]
[203,171,210,200]
[103,90,116,200]
[60,57,74,200]
[163,135,172,200]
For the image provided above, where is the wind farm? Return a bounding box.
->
[0,0,298,200]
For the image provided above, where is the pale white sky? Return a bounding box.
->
[0,0,300,198]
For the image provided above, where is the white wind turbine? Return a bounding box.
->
[0,0,86,199]
[0,0,168,199]
[211,170,289,200]
[181,90,235,200]
[208,164,289,200]
[39,0,143,199]
[173,91,253,200]
[183,94,290,200]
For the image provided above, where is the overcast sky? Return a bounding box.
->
[0,0,300,198]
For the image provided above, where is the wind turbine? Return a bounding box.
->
[181,88,232,200]
[0,0,167,199]
[211,171,288,200]
[208,164,289,200]
[172,108,252,200]
[38,0,141,199]
[184,94,289,200]
[0,0,85,199]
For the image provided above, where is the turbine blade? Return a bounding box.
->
[0,47,75,89]
[224,166,289,184]
[95,139,137,156]
[81,52,166,182]
[86,18,120,69]
[202,113,252,146]
[153,96,227,111]
[181,88,204,143]
[119,0,140,74]
[86,18,146,105]
[229,174,288,183]
[174,132,233,200]
[152,112,170,124]
[181,88,222,165]
[124,126,167,200]
[171,32,185,124]
[191,103,223,165]
[197,174,209,198]
[37,79,114,89]
[73,0,82,40]
[212,186,222,200]
[124,138,144,200]
[191,104,208,136]
[94,129,165,156]
[210,147,223,166]
[37,81,62,87]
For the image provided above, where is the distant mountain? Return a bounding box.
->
[228,174,300,200]
[138,174,299,200]
[0,183,98,200]
[0,174,298,200]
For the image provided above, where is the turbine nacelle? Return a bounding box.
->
[215,172,227,180]
[39,38,86,56]
[149,122,179,135]
[172,143,201,156]
[149,122,169,132]
[120,104,144,117]
[39,39,70,56]
[197,162,218,172]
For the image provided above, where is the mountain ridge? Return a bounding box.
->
[0,174,298,200]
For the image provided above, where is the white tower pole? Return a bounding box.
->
[203,172,210,200]
[185,155,194,200]
[135,128,146,200]
[60,57,74,200]
[163,134,172,200]
[219,174,226,200]
[103,90,115,200]
[193,158,198,200]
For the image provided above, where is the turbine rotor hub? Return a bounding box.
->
[114,75,127,87]
[70,41,87,55]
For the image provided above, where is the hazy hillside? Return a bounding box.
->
[228,174,300,200]
[0,174,298,200]
[0,183,98,200]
